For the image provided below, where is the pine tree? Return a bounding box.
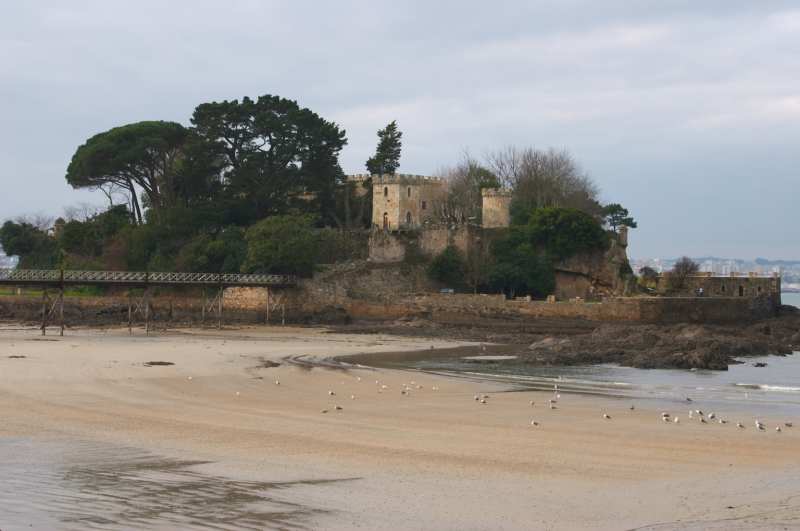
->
[366,120,402,175]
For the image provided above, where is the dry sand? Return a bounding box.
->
[0,324,798,530]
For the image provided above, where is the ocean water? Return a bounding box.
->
[401,293,800,418]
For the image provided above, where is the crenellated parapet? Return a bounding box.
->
[370,174,446,185]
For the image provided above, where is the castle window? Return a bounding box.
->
[406,212,412,225]
[383,212,389,229]
[739,285,744,297]
[383,187,388,197]
[757,286,762,294]
[421,200,427,210]
[721,285,726,293]
[407,187,411,198]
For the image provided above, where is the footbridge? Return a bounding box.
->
[0,269,297,335]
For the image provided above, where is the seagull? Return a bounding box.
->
[321,409,328,414]
[686,397,693,402]
[335,405,343,410]
[737,422,744,429]
[480,398,487,404]
[187,376,193,381]
[603,413,611,419]
[708,413,716,420]
[700,417,708,424]
[629,405,635,410]
[432,386,439,391]
[695,410,704,416]
[775,425,782,432]
[674,417,680,424]
[785,422,793,428]
[549,403,557,410]
[274,380,280,385]
[719,419,727,424]
[530,400,535,407]
[474,395,480,401]
[357,377,361,382]
[530,419,539,426]
[350,394,356,400]
[661,412,670,418]
[689,410,693,419]
[755,420,765,431]
[328,390,336,396]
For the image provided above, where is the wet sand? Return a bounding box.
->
[0,325,799,530]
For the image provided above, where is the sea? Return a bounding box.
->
[399,292,800,418]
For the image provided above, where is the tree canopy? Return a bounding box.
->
[242,214,318,277]
[602,203,637,232]
[366,120,402,175]
[526,207,608,260]
[65,121,189,224]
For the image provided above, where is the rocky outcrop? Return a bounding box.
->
[523,312,800,370]
[552,233,633,300]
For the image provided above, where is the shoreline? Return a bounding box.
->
[1,324,799,529]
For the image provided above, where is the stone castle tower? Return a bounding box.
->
[370,174,447,230]
[480,188,511,229]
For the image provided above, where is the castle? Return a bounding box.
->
[345,173,512,230]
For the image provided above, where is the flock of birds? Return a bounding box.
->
[186,373,794,434]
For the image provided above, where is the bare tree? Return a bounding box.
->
[435,153,499,225]
[666,256,699,292]
[485,147,601,217]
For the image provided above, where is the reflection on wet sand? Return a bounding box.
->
[0,438,356,530]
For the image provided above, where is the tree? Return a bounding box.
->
[366,120,402,175]
[191,95,347,224]
[667,256,699,292]
[65,121,190,224]
[602,203,637,232]
[174,227,246,273]
[486,147,601,223]
[242,215,318,277]
[639,266,659,281]
[427,246,466,286]
[0,220,58,268]
[526,207,608,260]
[437,154,500,224]
[488,229,555,298]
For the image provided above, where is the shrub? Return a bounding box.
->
[242,215,318,276]
[427,246,466,287]
[526,207,608,260]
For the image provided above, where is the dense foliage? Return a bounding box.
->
[242,215,318,277]
[602,203,637,232]
[487,228,555,298]
[526,207,609,260]
[427,246,466,287]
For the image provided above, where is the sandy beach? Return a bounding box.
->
[1,325,798,530]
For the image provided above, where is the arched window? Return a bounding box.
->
[406,212,412,225]
[738,285,744,297]
[383,187,388,197]
[407,187,411,197]
[383,212,389,229]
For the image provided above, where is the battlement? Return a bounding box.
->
[371,174,446,185]
[481,188,512,197]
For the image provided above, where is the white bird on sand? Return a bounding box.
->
[321,409,328,414]
[432,386,439,391]
[530,400,535,407]
[335,405,343,411]
[549,403,557,410]
[737,422,744,429]
[708,412,716,420]
[274,380,280,386]
[674,417,680,424]
[350,394,356,400]
[700,417,708,424]
[629,405,635,410]
[661,412,670,418]
[785,422,793,428]
[775,425,782,432]
[695,410,704,416]
[357,377,361,382]
[480,398,487,404]
[719,419,727,424]
[530,419,539,426]
[686,397,693,402]
[755,420,765,431]
[603,413,611,419]
[474,395,480,401]
[688,410,693,419]
[328,390,336,396]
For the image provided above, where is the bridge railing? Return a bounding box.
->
[0,269,296,287]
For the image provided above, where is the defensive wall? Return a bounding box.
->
[655,273,781,306]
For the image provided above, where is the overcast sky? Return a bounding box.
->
[1,1,798,259]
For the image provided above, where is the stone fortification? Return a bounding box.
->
[371,174,447,230]
[480,188,512,229]
[655,273,781,308]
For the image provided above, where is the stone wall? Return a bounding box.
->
[371,174,446,229]
[655,274,781,307]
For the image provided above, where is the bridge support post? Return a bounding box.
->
[217,285,223,330]
[59,287,64,337]
[40,289,47,336]
[144,288,151,336]
[201,288,206,325]
[128,292,133,335]
[265,287,270,324]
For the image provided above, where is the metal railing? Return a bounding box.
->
[0,269,296,287]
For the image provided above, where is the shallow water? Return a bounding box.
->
[0,438,351,530]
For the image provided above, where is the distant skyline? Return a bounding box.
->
[1,1,798,259]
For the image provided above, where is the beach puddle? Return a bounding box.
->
[0,438,352,530]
